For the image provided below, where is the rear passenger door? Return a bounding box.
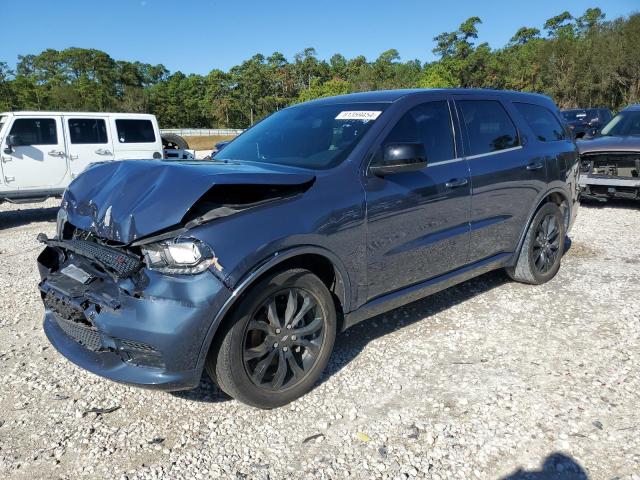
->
[364,98,471,300]
[64,116,114,178]
[454,96,547,263]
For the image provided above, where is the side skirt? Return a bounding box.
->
[343,253,511,330]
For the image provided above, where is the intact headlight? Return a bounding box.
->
[140,238,221,275]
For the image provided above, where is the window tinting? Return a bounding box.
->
[458,100,519,156]
[9,118,58,145]
[514,103,566,142]
[384,101,455,162]
[68,118,108,144]
[115,119,155,143]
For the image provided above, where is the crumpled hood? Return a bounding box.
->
[577,136,640,154]
[62,160,315,244]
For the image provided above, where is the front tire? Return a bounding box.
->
[206,269,336,409]
[507,202,566,285]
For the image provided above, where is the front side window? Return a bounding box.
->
[514,102,566,142]
[68,118,108,144]
[600,110,640,137]
[115,119,156,143]
[384,100,455,162]
[9,118,58,145]
[458,100,519,156]
[213,103,387,169]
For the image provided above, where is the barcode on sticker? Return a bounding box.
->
[335,111,382,121]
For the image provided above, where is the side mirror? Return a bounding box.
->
[369,143,427,176]
[4,134,19,154]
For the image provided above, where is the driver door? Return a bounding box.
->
[363,98,471,300]
[2,116,68,190]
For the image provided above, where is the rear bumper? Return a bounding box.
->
[38,246,231,391]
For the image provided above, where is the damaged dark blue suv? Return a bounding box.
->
[38,89,579,408]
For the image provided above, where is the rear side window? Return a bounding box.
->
[68,118,108,144]
[115,119,155,143]
[9,118,58,145]
[514,103,566,142]
[384,101,455,163]
[458,100,519,156]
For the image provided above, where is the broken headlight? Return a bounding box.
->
[140,238,219,275]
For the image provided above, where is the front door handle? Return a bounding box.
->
[445,178,469,189]
[48,150,65,157]
[526,161,544,171]
[95,148,112,155]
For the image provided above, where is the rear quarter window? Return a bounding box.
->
[513,102,566,142]
[115,119,156,143]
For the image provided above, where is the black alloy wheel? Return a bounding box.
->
[532,213,561,274]
[243,288,325,391]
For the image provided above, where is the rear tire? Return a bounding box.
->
[507,202,566,285]
[206,269,336,409]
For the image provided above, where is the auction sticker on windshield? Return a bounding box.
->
[335,111,382,121]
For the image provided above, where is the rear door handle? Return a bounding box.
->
[445,178,469,188]
[526,161,544,171]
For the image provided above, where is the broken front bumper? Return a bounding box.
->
[38,243,231,391]
[578,174,640,201]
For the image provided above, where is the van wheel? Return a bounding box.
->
[206,269,336,409]
[507,202,566,285]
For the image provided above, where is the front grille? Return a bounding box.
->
[41,236,142,278]
[54,314,102,351]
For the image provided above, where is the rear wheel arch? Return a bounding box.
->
[511,188,570,264]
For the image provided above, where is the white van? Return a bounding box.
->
[0,112,166,203]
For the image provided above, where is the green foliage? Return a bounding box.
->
[1,10,640,127]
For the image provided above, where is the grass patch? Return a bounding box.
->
[184,135,236,151]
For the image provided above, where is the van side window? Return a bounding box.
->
[115,119,155,143]
[68,119,108,144]
[384,101,455,162]
[513,102,566,142]
[458,100,519,156]
[9,118,58,145]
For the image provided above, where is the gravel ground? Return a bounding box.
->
[0,198,638,480]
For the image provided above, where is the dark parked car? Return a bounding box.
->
[577,104,640,201]
[37,89,579,408]
[561,108,613,138]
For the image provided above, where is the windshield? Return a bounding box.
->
[562,109,598,123]
[600,110,640,136]
[213,103,387,169]
[0,115,6,133]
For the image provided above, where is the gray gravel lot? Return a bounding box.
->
[0,198,638,480]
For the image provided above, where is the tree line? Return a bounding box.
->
[1,8,639,128]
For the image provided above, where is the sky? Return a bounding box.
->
[2,0,639,75]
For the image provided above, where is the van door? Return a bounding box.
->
[64,116,114,178]
[2,116,68,190]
